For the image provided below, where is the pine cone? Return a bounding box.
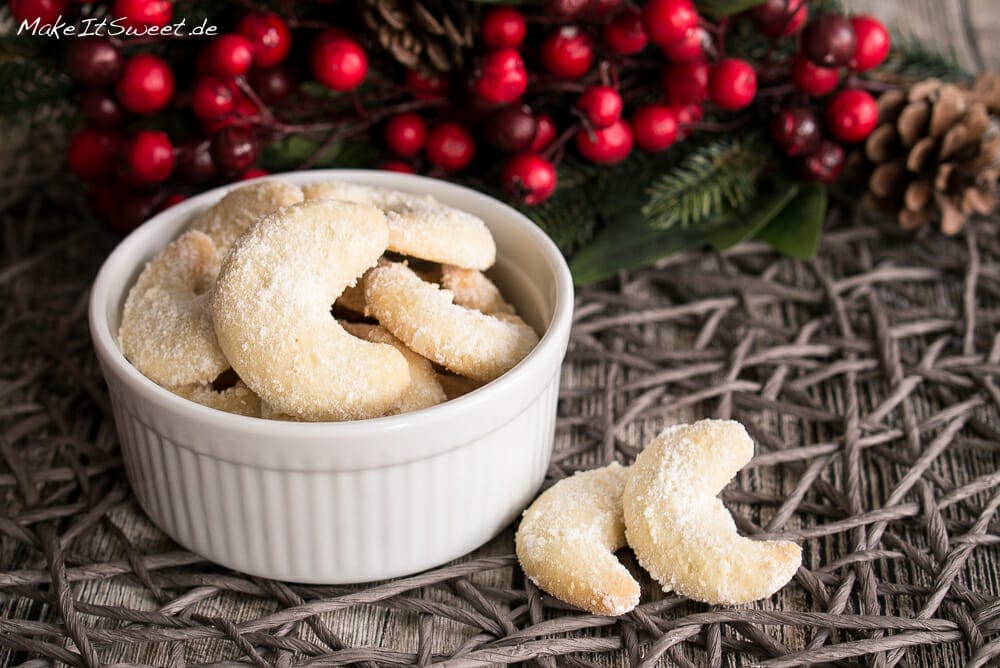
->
[860,74,1000,235]
[359,0,475,74]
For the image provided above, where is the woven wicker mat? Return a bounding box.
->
[2,149,1000,666]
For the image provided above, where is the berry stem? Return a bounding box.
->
[543,122,580,162]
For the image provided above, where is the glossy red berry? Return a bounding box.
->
[67,38,122,87]
[502,154,557,205]
[406,69,451,99]
[487,105,538,153]
[576,119,633,164]
[481,6,527,49]
[211,126,259,173]
[248,66,296,104]
[752,0,808,38]
[209,34,254,78]
[123,130,175,184]
[240,167,270,180]
[10,0,68,25]
[709,58,757,110]
[311,33,368,91]
[380,161,416,174]
[237,13,291,68]
[67,127,119,180]
[586,0,623,18]
[769,108,820,156]
[642,0,698,48]
[426,123,476,172]
[791,54,840,95]
[825,88,878,143]
[848,15,890,72]
[632,104,679,152]
[384,112,428,158]
[80,89,126,128]
[802,14,856,67]
[604,7,648,55]
[107,190,158,235]
[801,139,844,183]
[662,60,710,106]
[474,48,528,105]
[659,28,706,62]
[191,77,235,121]
[672,103,702,139]
[540,26,594,79]
[116,54,174,114]
[112,0,172,29]
[543,0,588,16]
[577,85,623,129]
[530,113,557,152]
[176,138,218,184]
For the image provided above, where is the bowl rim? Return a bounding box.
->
[88,169,575,443]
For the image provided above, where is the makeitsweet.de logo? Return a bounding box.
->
[17,14,219,39]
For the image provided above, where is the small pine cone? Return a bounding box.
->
[858,75,1000,235]
[359,0,475,74]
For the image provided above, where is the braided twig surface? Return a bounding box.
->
[1,144,999,665]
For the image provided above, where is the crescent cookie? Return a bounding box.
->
[364,262,539,383]
[440,265,515,315]
[188,181,304,256]
[119,230,230,388]
[211,199,410,421]
[623,420,802,605]
[303,181,496,270]
[172,380,262,417]
[516,463,641,616]
[342,322,446,415]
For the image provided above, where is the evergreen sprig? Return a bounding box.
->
[0,58,73,119]
[881,35,970,82]
[642,137,769,230]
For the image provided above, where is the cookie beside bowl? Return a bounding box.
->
[88,170,574,583]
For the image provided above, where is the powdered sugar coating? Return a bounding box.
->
[172,380,262,417]
[364,262,539,383]
[515,463,640,616]
[188,181,304,257]
[342,322,446,415]
[440,265,515,315]
[624,420,802,605]
[303,181,496,270]
[119,230,230,388]
[211,200,410,421]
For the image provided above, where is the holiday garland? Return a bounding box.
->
[2,0,990,284]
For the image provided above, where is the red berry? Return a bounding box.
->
[752,0,808,38]
[487,105,538,153]
[604,7,648,55]
[107,190,158,235]
[576,119,633,164]
[769,108,820,156]
[586,0,623,18]
[237,13,292,68]
[157,193,187,211]
[11,0,68,25]
[481,6,527,48]
[406,69,451,99]
[474,48,528,105]
[791,54,840,95]
[211,126,259,173]
[248,66,296,104]
[577,85,623,130]
[709,58,757,110]
[673,102,702,139]
[540,26,594,79]
[209,34,254,78]
[530,113,557,152]
[67,38,122,87]
[191,77,235,121]
[543,0,588,16]
[642,0,698,48]
[67,127,119,180]
[662,60,710,106]
[380,161,416,174]
[240,167,270,180]
[802,14,856,67]
[801,139,844,183]
[825,88,878,143]
[848,15,890,72]
[80,89,126,128]
[426,123,476,172]
[632,104,679,152]
[660,28,706,62]
[123,130,174,184]
[116,54,174,114]
[311,33,368,91]
[502,154,557,206]
[112,0,172,29]
[384,112,428,158]
[177,138,218,184]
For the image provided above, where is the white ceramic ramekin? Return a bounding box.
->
[89,170,573,583]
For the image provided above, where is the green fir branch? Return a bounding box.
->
[881,34,970,82]
[0,58,73,119]
[642,137,769,230]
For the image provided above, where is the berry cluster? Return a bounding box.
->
[13,0,894,231]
